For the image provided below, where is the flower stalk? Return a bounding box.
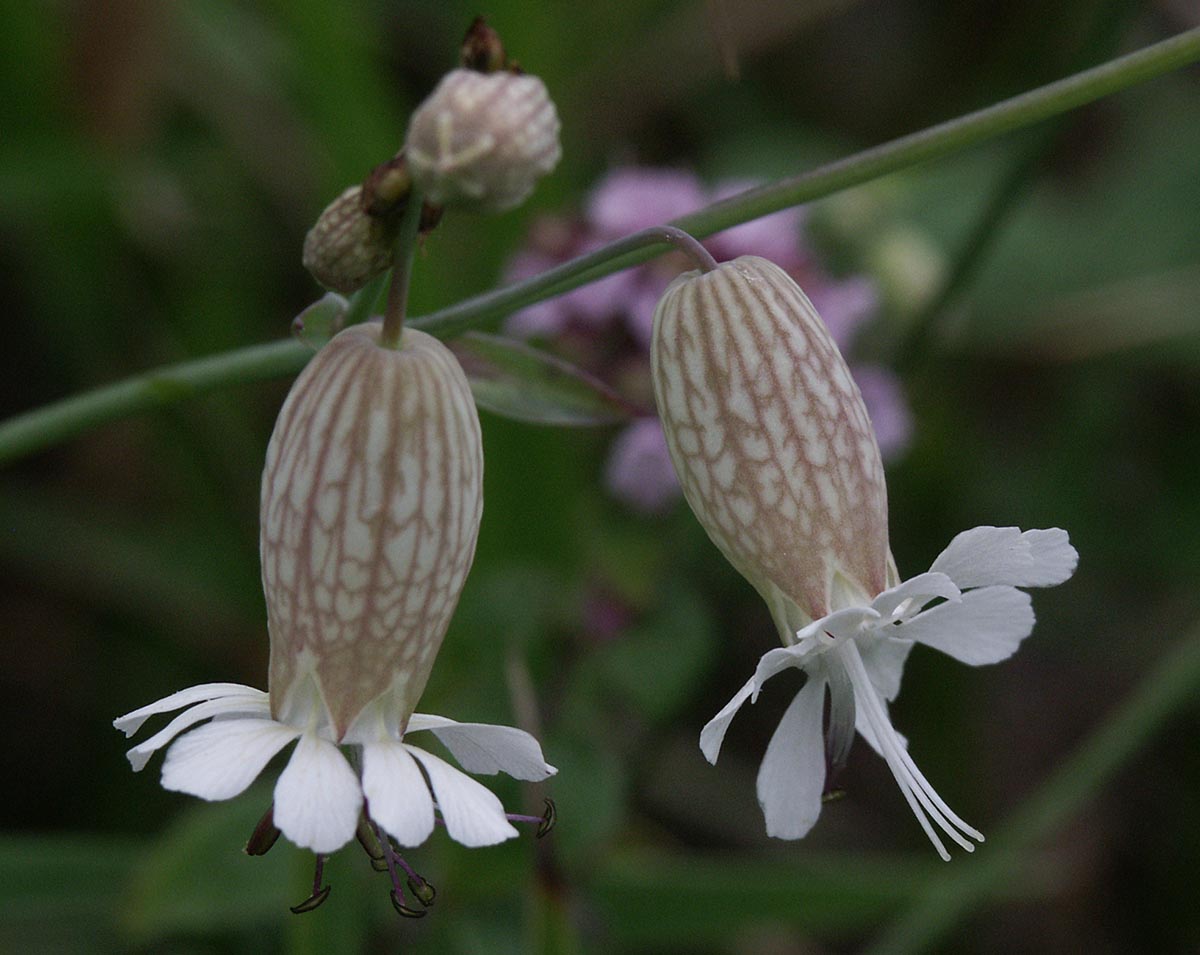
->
[380,188,427,349]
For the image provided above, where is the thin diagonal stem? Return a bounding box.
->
[1,26,1198,465]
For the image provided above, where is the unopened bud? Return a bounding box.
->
[260,323,484,738]
[650,256,890,630]
[460,16,507,72]
[302,185,399,294]
[404,69,560,212]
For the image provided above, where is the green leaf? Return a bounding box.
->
[291,292,349,351]
[450,332,637,427]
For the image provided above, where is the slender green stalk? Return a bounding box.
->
[1,26,1198,465]
[865,623,1200,955]
[0,340,311,466]
[379,191,426,349]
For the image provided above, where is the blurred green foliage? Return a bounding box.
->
[2,1,1199,953]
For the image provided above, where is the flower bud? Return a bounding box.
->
[260,323,483,738]
[650,255,889,630]
[404,69,561,212]
[302,186,399,294]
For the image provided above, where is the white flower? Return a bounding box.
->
[115,322,557,892]
[649,255,1078,857]
[114,681,556,853]
[700,526,1076,859]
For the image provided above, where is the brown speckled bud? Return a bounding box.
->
[404,69,560,212]
[302,185,399,294]
[651,256,889,631]
[260,324,483,738]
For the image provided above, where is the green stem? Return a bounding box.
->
[379,190,426,349]
[865,623,1200,955]
[2,26,1198,465]
[0,339,311,466]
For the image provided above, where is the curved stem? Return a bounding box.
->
[2,26,1198,465]
[379,190,426,349]
[412,26,1200,338]
[413,224,716,339]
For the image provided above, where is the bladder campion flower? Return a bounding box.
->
[115,322,556,912]
[405,68,561,212]
[650,255,1077,858]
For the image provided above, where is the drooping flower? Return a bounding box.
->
[501,164,912,513]
[116,323,555,908]
[650,255,1077,858]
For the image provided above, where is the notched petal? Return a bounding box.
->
[898,586,1035,666]
[161,718,299,801]
[407,714,556,780]
[757,677,828,840]
[273,733,362,853]
[405,746,518,847]
[930,526,1078,590]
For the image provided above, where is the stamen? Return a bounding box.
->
[372,821,428,918]
[504,798,557,838]
[243,804,281,856]
[837,640,983,860]
[289,854,331,914]
[355,813,386,864]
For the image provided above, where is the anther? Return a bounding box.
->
[289,884,332,914]
[243,804,281,856]
[355,814,386,861]
[289,854,331,915]
[390,890,428,919]
[407,876,436,908]
[537,798,557,838]
[503,797,557,838]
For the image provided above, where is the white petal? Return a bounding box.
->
[161,718,298,800]
[899,586,1034,666]
[405,746,518,847]
[750,646,809,700]
[930,526,1078,589]
[796,606,879,642]
[699,676,755,764]
[273,733,362,853]
[406,715,557,781]
[856,633,914,702]
[756,677,828,840]
[870,573,959,621]
[126,695,272,771]
[361,741,435,847]
[114,683,266,736]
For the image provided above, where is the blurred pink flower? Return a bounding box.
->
[503,164,914,513]
[605,416,680,514]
